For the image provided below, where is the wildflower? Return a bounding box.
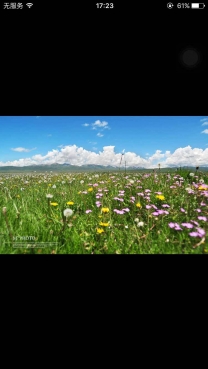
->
[52,184,56,188]
[181,223,194,229]
[198,185,208,190]
[80,180,84,184]
[66,201,74,205]
[137,221,144,227]
[169,222,176,228]
[46,194,53,198]
[146,205,152,209]
[136,203,142,208]
[198,216,207,221]
[122,208,130,212]
[180,208,186,212]
[88,187,93,192]
[196,227,206,237]
[86,210,92,214]
[63,208,73,217]
[134,218,139,223]
[189,173,194,177]
[99,222,110,227]
[101,207,109,213]
[152,212,159,216]
[189,228,205,238]
[194,209,201,213]
[50,202,58,206]
[114,209,125,214]
[156,195,165,200]
[162,204,170,208]
[96,228,104,234]
[199,179,204,184]
[2,207,7,214]
[190,220,199,226]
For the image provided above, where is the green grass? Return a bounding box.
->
[0,169,208,254]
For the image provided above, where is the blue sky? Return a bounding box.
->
[0,116,208,168]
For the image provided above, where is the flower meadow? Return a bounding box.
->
[0,169,208,254]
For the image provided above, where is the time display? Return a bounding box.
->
[96,3,114,8]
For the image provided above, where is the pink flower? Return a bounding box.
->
[181,223,194,229]
[122,208,130,212]
[198,216,207,221]
[86,210,92,214]
[180,208,186,212]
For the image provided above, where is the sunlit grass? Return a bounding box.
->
[0,169,208,253]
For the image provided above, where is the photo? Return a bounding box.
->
[0,116,208,254]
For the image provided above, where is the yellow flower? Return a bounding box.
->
[98,215,102,218]
[16,195,20,198]
[156,195,165,200]
[66,201,74,205]
[136,203,142,208]
[78,191,81,194]
[198,186,207,191]
[48,184,52,186]
[50,202,58,206]
[96,228,104,234]
[99,222,110,227]
[88,187,93,192]
[101,207,109,213]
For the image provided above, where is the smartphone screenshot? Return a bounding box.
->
[0,1,207,254]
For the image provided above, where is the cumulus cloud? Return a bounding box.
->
[97,133,104,137]
[200,118,208,122]
[1,145,208,168]
[11,147,37,153]
[202,122,208,126]
[201,129,208,134]
[83,120,110,131]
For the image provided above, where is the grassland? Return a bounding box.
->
[0,168,208,254]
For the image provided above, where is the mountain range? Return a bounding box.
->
[0,163,208,173]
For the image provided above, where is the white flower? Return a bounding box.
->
[46,194,53,198]
[125,225,128,229]
[80,180,84,184]
[62,181,65,184]
[137,221,144,227]
[63,208,73,218]
[94,174,99,178]
[189,173,194,177]
[52,184,56,188]
[129,180,134,184]
[2,207,7,214]
[199,179,204,184]
[134,218,139,223]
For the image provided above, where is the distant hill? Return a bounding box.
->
[0,164,208,173]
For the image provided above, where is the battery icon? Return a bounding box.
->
[191,3,205,8]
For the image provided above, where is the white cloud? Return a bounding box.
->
[47,134,52,137]
[202,122,208,126]
[11,147,37,153]
[83,120,110,131]
[200,118,208,122]
[97,133,104,137]
[201,129,208,134]
[2,144,208,168]
[36,116,41,118]
[92,120,108,129]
